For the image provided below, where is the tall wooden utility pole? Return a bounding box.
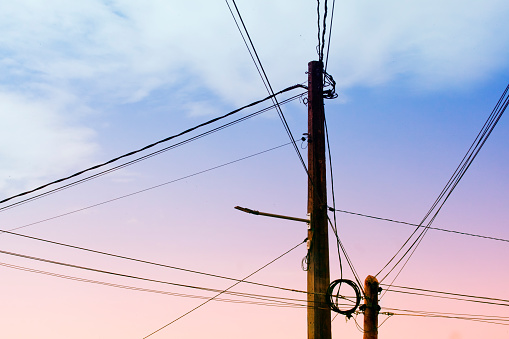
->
[307,60,332,339]
[363,275,380,339]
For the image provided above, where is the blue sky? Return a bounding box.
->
[0,1,508,338]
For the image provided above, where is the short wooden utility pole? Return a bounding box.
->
[307,60,331,339]
[363,275,380,339]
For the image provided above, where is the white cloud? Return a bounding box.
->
[0,0,508,192]
[329,0,509,89]
[1,0,506,100]
[0,89,98,196]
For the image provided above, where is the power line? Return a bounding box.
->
[4,140,302,234]
[330,208,509,243]
[324,115,343,282]
[319,0,328,61]
[382,307,509,326]
[316,0,321,59]
[0,84,306,206]
[324,116,365,295]
[323,0,336,73]
[224,0,270,95]
[0,93,304,213]
[384,307,509,321]
[381,284,509,306]
[323,115,363,291]
[1,260,359,314]
[227,5,346,306]
[0,206,312,297]
[385,289,509,308]
[377,83,509,284]
[226,0,310,181]
[0,261,307,309]
[0,242,311,306]
[329,215,365,295]
[0,248,230,293]
[142,239,306,338]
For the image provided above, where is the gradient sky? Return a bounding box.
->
[0,1,508,338]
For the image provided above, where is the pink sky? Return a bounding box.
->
[0,0,508,338]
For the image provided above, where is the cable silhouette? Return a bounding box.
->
[385,289,509,307]
[0,84,305,206]
[324,115,343,282]
[316,0,321,58]
[382,307,509,326]
[0,93,304,213]
[4,140,301,234]
[319,0,328,61]
[331,208,509,243]
[142,239,306,338]
[226,0,310,181]
[0,243,351,312]
[381,284,509,306]
[324,0,336,73]
[1,204,317,298]
[328,215,364,295]
[377,83,509,285]
[0,261,307,309]
[0,243,316,304]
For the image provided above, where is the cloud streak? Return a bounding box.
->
[0,89,98,195]
[0,0,507,193]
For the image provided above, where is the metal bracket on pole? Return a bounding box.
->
[234,206,310,224]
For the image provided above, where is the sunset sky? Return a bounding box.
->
[0,0,508,338]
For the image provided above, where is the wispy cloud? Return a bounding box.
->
[0,0,507,193]
[2,0,507,100]
[329,0,509,89]
[0,89,98,196]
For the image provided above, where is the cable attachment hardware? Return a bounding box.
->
[323,72,338,99]
[301,252,309,271]
[299,92,308,106]
[326,279,362,318]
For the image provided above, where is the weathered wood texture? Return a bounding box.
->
[307,60,331,339]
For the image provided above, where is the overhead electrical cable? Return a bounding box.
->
[224,0,270,93]
[4,140,302,233]
[328,216,364,294]
[0,84,306,206]
[226,0,310,180]
[0,248,250,294]
[324,115,343,281]
[382,307,509,326]
[381,284,509,306]
[227,2,340,267]
[324,116,365,296]
[383,307,509,321]
[316,0,321,59]
[378,229,435,301]
[385,289,509,307]
[0,243,317,306]
[323,115,363,291]
[142,239,306,338]
[227,3,348,296]
[323,0,336,73]
[376,83,509,285]
[319,0,328,61]
[317,1,351,295]
[0,93,304,213]
[0,261,351,313]
[331,208,509,243]
[0,261,308,309]
[0,219,312,296]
